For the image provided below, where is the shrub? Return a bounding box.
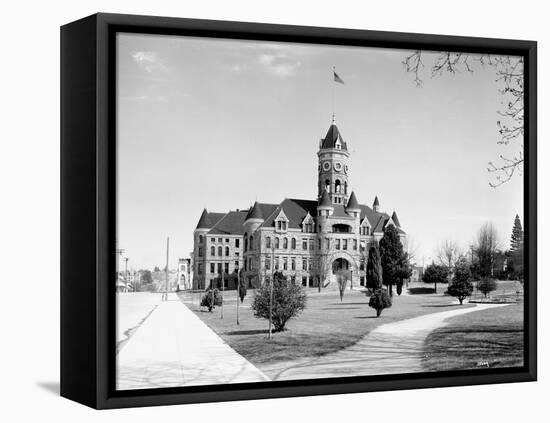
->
[252,272,307,332]
[368,289,393,317]
[200,288,222,312]
[477,277,497,298]
[446,260,473,305]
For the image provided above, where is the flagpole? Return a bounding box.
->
[332,66,336,123]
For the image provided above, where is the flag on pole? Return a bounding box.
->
[333,70,345,84]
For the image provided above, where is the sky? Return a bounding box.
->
[116,33,524,270]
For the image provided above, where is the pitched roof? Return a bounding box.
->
[358,204,389,232]
[345,191,360,211]
[245,201,264,221]
[320,123,347,150]
[262,199,318,229]
[391,211,401,227]
[318,188,333,208]
[208,210,248,235]
[196,209,226,229]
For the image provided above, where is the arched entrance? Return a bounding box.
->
[332,257,351,273]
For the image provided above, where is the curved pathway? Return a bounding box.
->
[269,303,508,381]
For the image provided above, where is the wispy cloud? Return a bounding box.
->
[258,52,301,77]
[131,51,171,73]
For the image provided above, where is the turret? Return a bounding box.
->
[345,191,361,218]
[373,196,380,213]
[243,201,264,233]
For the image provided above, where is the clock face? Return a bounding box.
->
[333,162,343,172]
[322,161,331,171]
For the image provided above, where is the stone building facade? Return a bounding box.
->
[192,121,405,290]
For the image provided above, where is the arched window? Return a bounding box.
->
[218,246,222,256]
[275,237,280,249]
[291,238,296,249]
[344,181,348,194]
[210,246,215,256]
[225,246,229,256]
[266,237,271,249]
[283,238,288,249]
[325,179,331,193]
[199,234,203,243]
[335,180,341,193]
[249,235,254,250]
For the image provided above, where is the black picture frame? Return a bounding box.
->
[60,12,537,409]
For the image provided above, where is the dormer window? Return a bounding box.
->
[274,209,290,233]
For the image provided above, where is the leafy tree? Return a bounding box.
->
[395,259,412,295]
[422,264,449,293]
[366,244,383,291]
[200,288,222,312]
[141,269,153,285]
[252,271,307,332]
[153,266,161,272]
[368,289,393,317]
[446,260,474,305]
[379,225,409,296]
[510,214,524,252]
[477,277,498,298]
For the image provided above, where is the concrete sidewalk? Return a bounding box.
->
[116,293,269,390]
[266,303,508,381]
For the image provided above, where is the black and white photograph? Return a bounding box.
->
[114,32,527,390]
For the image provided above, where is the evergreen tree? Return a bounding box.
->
[366,244,383,290]
[379,225,409,296]
[510,214,524,252]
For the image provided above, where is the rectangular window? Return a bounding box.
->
[234,261,239,270]
[218,238,222,243]
[343,239,348,250]
[225,238,229,243]
[308,260,312,271]
[325,238,330,249]
[275,257,280,270]
[217,263,222,274]
[198,247,204,257]
[224,263,229,274]
[291,257,296,270]
[353,239,358,250]
[266,237,271,248]
[235,239,240,248]
[210,263,215,273]
[198,263,203,275]
[309,239,314,250]
[265,260,271,270]
[283,257,288,270]
[302,259,307,270]
[302,239,307,250]
[336,239,341,250]
[360,276,365,286]
[211,238,215,242]
[302,277,307,287]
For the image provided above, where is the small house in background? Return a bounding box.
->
[177,258,193,291]
[410,266,424,282]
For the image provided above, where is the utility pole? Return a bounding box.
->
[221,262,225,319]
[164,237,169,301]
[236,266,240,325]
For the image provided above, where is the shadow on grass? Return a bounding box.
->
[408,287,438,294]
[421,304,461,308]
[354,316,379,319]
[224,329,270,336]
[328,302,369,306]
[322,307,362,310]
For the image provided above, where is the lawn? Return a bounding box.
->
[422,302,524,371]
[177,288,473,372]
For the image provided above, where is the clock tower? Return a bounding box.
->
[317,121,350,206]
